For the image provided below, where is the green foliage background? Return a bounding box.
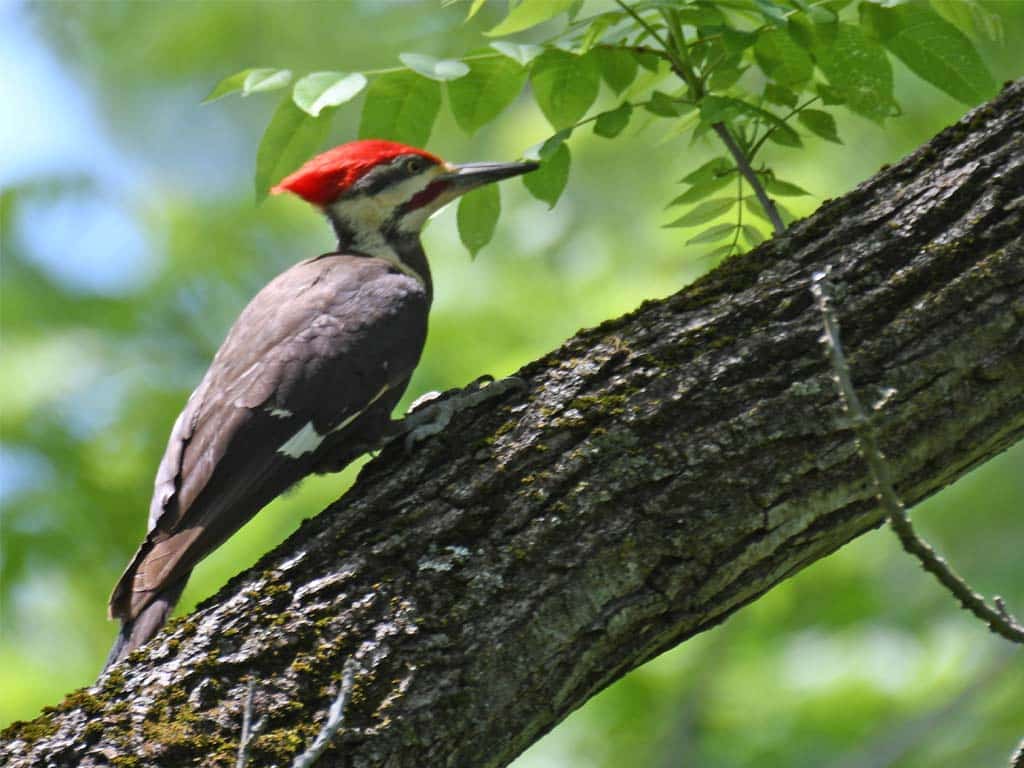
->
[1,1,1022,764]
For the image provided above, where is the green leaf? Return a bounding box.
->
[708,64,746,91]
[930,0,1003,44]
[491,41,545,66]
[701,244,737,261]
[593,102,632,139]
[666,173,735,207]
[524,129,572,162]
[203,68,256,103]
[292,72,367,117]
[523,142,570,208]
[594,47,638,94]
[813,23,895,122]
[255,97,333,202]
[700,96,801,147]
[645,90,690,117]
[242,68,293,96]
[664,197,736,228]
[358,70,441,147]
[797,109,841,143]
[861,3,995,106]
[399,53,471,82]
[755,0,788,27]
[766,177,810,196]
[680,157,732,185]
[457,183,500,258]
[685,223,737,243]
[764,83,798,108]
[530,49,601,131]
[486,0,575,36]
[741,224,765,247]
[447,56,527,134]
[465,0,488,21]
[789,10,838,49]
[755,28,813,87]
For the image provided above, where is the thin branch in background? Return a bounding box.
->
[291,659,358,768]
[810,269,1024,645]
[714,122,785,235]
[236,680,266,768]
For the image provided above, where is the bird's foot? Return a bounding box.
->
[396,374,527,451]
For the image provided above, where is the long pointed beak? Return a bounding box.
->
[443,160,540,191]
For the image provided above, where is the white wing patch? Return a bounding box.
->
[268,407,293,418]
[278,421,326,458]
[276,384,392,459]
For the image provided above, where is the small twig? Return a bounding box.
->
[236,680,266,768]
[713,123,784,235]
[810,271,1024,645]
[291,659,358,768]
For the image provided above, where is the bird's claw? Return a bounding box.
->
[399,374,527,452]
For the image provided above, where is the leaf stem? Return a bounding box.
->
[712,122,784,236]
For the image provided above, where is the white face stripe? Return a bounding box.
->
[276,384,392,459]
[327,162,456,285]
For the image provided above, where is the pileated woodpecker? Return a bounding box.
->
[105,140,537,669]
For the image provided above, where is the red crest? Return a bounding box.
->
[271,140,441,206]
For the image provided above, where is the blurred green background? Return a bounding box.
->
[1,1,1021,765]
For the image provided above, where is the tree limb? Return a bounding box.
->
[3,79,1023,768]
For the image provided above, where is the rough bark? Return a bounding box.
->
[4,80,1023,768]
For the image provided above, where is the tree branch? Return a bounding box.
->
[3,80,1023,768]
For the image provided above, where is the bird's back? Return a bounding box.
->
[109,253,430,626]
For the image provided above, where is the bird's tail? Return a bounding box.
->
[103,576,188,673]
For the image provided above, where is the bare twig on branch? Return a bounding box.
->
[291,660,357,768]
[236,681,266,768]
[810,269,1024,645]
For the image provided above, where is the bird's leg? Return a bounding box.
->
[389,374,527,451]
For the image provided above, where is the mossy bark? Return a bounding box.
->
[3,80,1023,768]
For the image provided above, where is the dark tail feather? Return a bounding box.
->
[103,577,188,673]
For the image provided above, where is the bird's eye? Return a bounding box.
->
[404,157,425,174]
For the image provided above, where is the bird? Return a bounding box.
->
[105,139,538,669]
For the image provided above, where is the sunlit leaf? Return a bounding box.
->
[797,109,841,143]
[242,68,292,96]
[448,55,527,134]
[358,71,441,147]
[399,53,471,82]
[486,0,575,36]
[755,28,813,87]
[523,142,570,208]
[465,0,488,21]
[292,72,367,117]
[255,97,332,202]
[861,3,995,106]
[664,198,736,228]
[491,41,545,66]
[203,68,256,103]
[593,103,632,139]
[813,23,895,122]
[457,183,500,258]
[530,49,601,131]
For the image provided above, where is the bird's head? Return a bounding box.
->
[272,140,537,264]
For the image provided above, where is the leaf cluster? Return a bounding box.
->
[208,0,999,259]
